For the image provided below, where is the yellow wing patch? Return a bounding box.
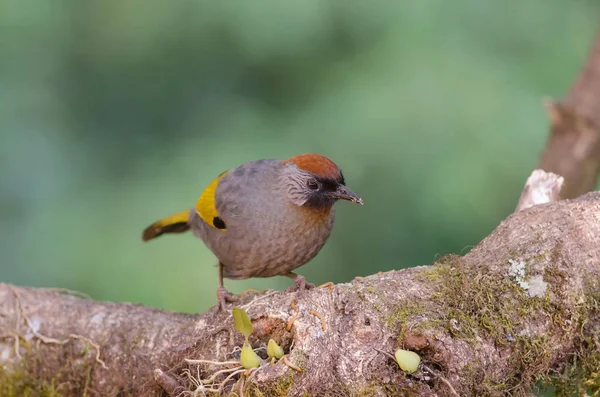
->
[195,170,229,231]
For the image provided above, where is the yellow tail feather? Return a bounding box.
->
[142,210,191,242]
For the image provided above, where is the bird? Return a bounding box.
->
[142,153,363,311]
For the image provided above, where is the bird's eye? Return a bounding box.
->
[306,179,319,190]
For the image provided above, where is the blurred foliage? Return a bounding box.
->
[1,0,599,315]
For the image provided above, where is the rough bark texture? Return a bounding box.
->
[539,31,600,198]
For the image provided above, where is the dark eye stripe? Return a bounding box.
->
[315,176,338,192]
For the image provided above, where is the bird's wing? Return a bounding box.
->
[209,159,282,231]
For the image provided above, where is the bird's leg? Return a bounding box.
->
[217,262,239,312]
[285,272,316,292]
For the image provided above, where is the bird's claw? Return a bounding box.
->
[287,274,315,293]
[216,286,239,312]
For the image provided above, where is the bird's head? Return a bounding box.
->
[281,153,364,208]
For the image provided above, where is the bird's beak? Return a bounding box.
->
[329,185,364,205]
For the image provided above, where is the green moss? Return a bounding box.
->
[246,372,294,397]
[417,260,543,345]
[0,365,63,397]
[386,303,424,329]
[345,383,406,396]
[327,379,414,397]
[461,358,506,395]
[419,260,573,394]
[350,385,378,396]
[386,302,443,343]
[0,334,104,397]
[379,252,600,395]
[243,350,309,396]
[546,286,600,396]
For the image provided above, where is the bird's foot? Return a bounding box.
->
[286,274,315,293]
[216,286,239,312]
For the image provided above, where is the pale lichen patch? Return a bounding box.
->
[508,259,548,298]
[527,275,548,298]
[508,259,529,291]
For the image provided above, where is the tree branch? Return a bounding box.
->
[1,189,600,396]
[539,31,600,198]
[515,169,563,212]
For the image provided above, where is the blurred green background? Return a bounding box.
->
[1,0,599,315]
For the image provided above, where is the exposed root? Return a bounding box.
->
[373,347,396,361]
[282,355,303,372]
[290,298,299,313]
[69,334,108,369]
[238,375,246,397]
[181,362,244,396]
[176,335,270,396]
[184,359,241,366]
[180,367,221,395]
[423,364,460,397]
[9,286,108,369]
[0,332,22,359]
[237,291,278,311]
[309,309,327,331]
[154,368,185,395]
[317,281,334,293]
[217,368,246,394]
[239,288,262,297]
[182,344,267,396]
[204,366,244,385]
[286,315,299,331]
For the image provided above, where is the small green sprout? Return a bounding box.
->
[394,349,420,373]
[241,341,261,369]
[232,307,254,339]
[267,339,284,360]
[232,307,262,369]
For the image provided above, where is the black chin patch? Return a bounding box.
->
[304,193,334,208]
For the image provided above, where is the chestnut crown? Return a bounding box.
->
[282,153,363,208]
